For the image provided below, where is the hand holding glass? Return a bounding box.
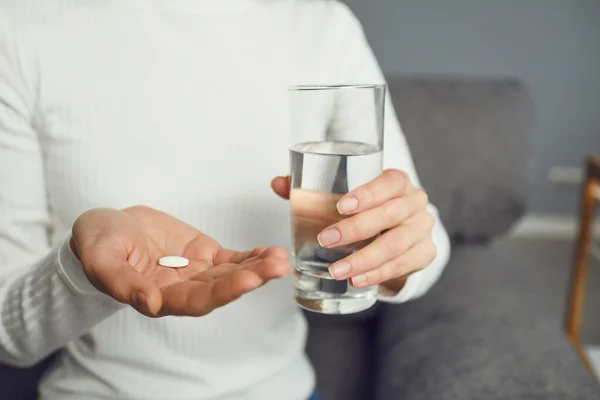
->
[288,84,385,315]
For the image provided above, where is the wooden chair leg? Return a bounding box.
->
[565,167,598,375]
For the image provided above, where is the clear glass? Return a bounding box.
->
[288,84,386,314]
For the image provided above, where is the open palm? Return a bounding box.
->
[72,206,290,317]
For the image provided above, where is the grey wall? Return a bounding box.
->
[345,0,600,214]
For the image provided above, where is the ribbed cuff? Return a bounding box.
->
[55,235,105,296]
[377,270,423,304]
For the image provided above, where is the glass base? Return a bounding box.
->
[294,269,378,315]
[295,294,378,315]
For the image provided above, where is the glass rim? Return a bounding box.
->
[288,83,386,91]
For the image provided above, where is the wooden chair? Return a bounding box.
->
[566,156,600,375]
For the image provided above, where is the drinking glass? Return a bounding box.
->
[288,84,385,314]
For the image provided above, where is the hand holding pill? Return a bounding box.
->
[70,206,291,317]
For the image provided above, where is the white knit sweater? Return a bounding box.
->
[0,1,451,399]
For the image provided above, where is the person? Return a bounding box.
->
[0,0,451,399]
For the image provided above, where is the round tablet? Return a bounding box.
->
[158,256,190,268]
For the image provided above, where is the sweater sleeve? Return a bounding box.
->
[330,2,451,303]
[0,14,123,367]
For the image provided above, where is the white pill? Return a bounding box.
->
[158,256,190,268]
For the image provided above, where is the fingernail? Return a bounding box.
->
[317,229,341,247]
[329,262,351,279]
[337,196,358,214]
[352,274,367,286]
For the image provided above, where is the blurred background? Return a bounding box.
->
[345,0,600,215]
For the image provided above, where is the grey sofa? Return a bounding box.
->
[304,77,599,400]
[2,77,599,399]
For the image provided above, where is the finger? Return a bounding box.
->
[255,246,289,261]
[336,169,418,215]
[182,232,223,261]
[161,256,291,316]
[350,239,437,287]
[328,212,435,280]
[317,192,427,248]
[213,247,262,265]
[85,260,162,316]
[159,273,258,317]
[214,246,288,265]
[190,248,290,284]
[271,176,291,200]
[172,259,214,281]
[192,253,291,283]
[189,264,245,283]
[289,188,343,221]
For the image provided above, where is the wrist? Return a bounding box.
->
[380,276,407,294]
[378,271,423,304]
[58,235,102,296]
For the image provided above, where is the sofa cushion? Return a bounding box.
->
[388,77,534,241]
[374,240,600,400]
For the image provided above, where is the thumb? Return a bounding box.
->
[84,258,162,316]
[271,176,291,200]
